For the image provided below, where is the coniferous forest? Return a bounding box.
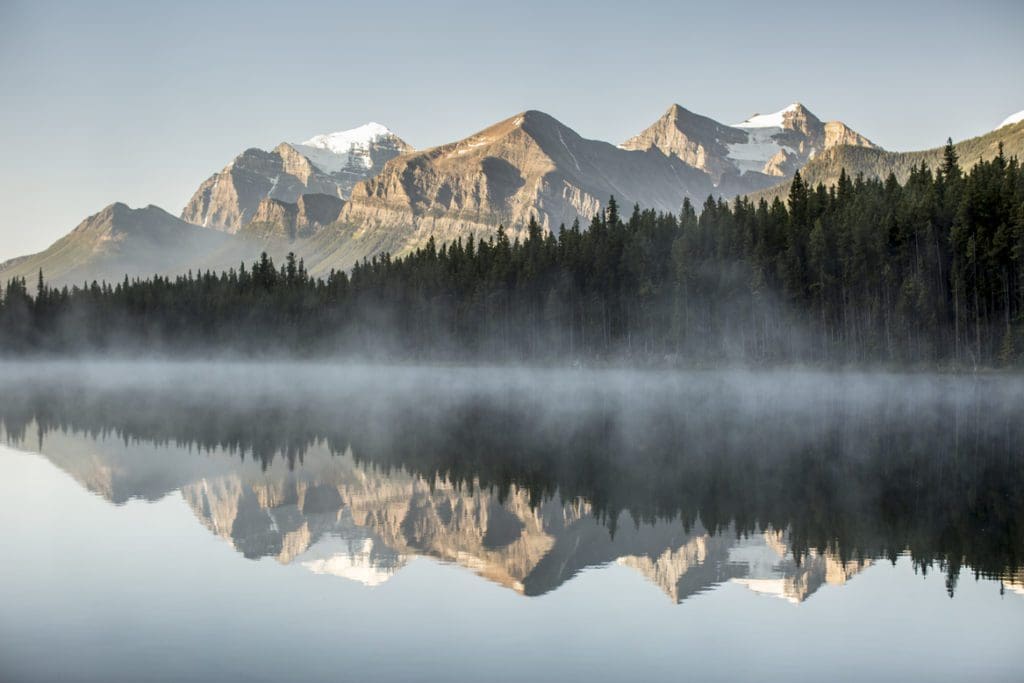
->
[2,142,1023,366]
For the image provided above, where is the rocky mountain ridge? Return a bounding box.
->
[5,104,1022,286]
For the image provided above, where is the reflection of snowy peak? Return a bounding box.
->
[299,537,405,587]
[727,530,870,604]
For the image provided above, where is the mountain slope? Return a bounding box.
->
[181,124,411,232]
[0,203,247,288]
[748,118,1024,204]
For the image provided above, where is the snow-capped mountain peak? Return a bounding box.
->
[733,103,802,129]
[299,122,396,153]
[289,122,411,175]
[998,110,1024,129]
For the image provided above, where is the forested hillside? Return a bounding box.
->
[2,141,1022,366]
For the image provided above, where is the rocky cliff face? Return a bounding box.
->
[180,146,344,232]
[180,124,410,233]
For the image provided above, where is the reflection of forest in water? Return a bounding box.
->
[1,363,1022,601]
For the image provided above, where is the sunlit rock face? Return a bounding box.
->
[727,530,871,603]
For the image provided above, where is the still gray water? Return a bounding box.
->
[0,362,1022,682]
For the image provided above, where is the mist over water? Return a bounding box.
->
[0,360,1022,681]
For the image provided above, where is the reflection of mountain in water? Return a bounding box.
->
[11,426,869,602]
[1,364,1021,600]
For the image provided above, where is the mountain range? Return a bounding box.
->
[2,104,1022,288]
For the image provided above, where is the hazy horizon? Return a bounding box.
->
[0,0,1022,261]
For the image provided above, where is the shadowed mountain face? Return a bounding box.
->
[1,363,1021,602]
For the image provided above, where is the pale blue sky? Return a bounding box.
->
[1,0,1022,260]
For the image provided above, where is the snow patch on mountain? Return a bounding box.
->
[300,122,394,153]
[726,129,789,175]
[297,536,405,587]
[998,110,1024,129]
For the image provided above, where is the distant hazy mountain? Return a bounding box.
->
[749,115,1024,205]
[0,203,243,287]
[180,123,411,232]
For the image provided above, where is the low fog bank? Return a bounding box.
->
[2,359,1022,460]
[3,358,1022,409]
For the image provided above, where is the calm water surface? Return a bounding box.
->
[0,362,1021,682]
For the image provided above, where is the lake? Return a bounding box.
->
[0,362,1021,682]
